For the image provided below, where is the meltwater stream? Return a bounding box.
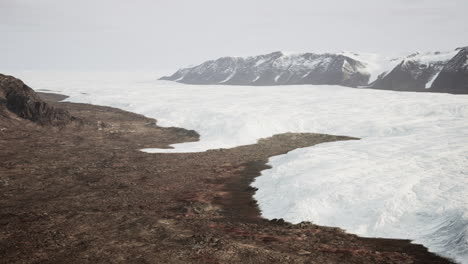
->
[13,71,468,263]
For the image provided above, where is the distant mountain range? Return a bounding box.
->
[160,47,468,94]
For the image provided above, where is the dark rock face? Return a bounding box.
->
[430,48,468,94]
[0,74,74,125]
[369,51,455,93]
[370,59,445,92]
[161,52,371,87]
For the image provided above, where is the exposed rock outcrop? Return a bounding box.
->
[0,74,74,125]
[430,47,468,94]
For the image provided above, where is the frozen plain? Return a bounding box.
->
[11,71,468,263]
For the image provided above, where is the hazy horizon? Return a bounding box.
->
[2,0,468,72]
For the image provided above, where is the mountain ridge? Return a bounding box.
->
[161,48,468,94]
[161,51,371,87]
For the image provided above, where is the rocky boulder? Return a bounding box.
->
[0,74,74,126]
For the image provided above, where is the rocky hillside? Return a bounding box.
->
[162,48,468,94]
[370,51,458,92]
[0,74,74,125]
[160,52,371,87]
[430,47,468,94]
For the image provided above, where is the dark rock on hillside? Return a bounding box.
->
[0,74,74,125]
[161,52,371,87]
[370,52,449,92]
[430,47,468,94]
[370,60,441,92]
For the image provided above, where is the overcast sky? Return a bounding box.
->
[1,0,468,72]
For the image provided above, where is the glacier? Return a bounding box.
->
[10,71,468,263]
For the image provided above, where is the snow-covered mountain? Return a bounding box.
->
[370,50,459,92]
[160,51,372,87]
[161,48,468,94]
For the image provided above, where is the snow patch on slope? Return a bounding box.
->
[272,53,329,70]
[274,74,281,82]
[406,50,458,65]
[426,70,441,88]
[219,70,236,83]
[340,52,403,83]
[174,74,185,82]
